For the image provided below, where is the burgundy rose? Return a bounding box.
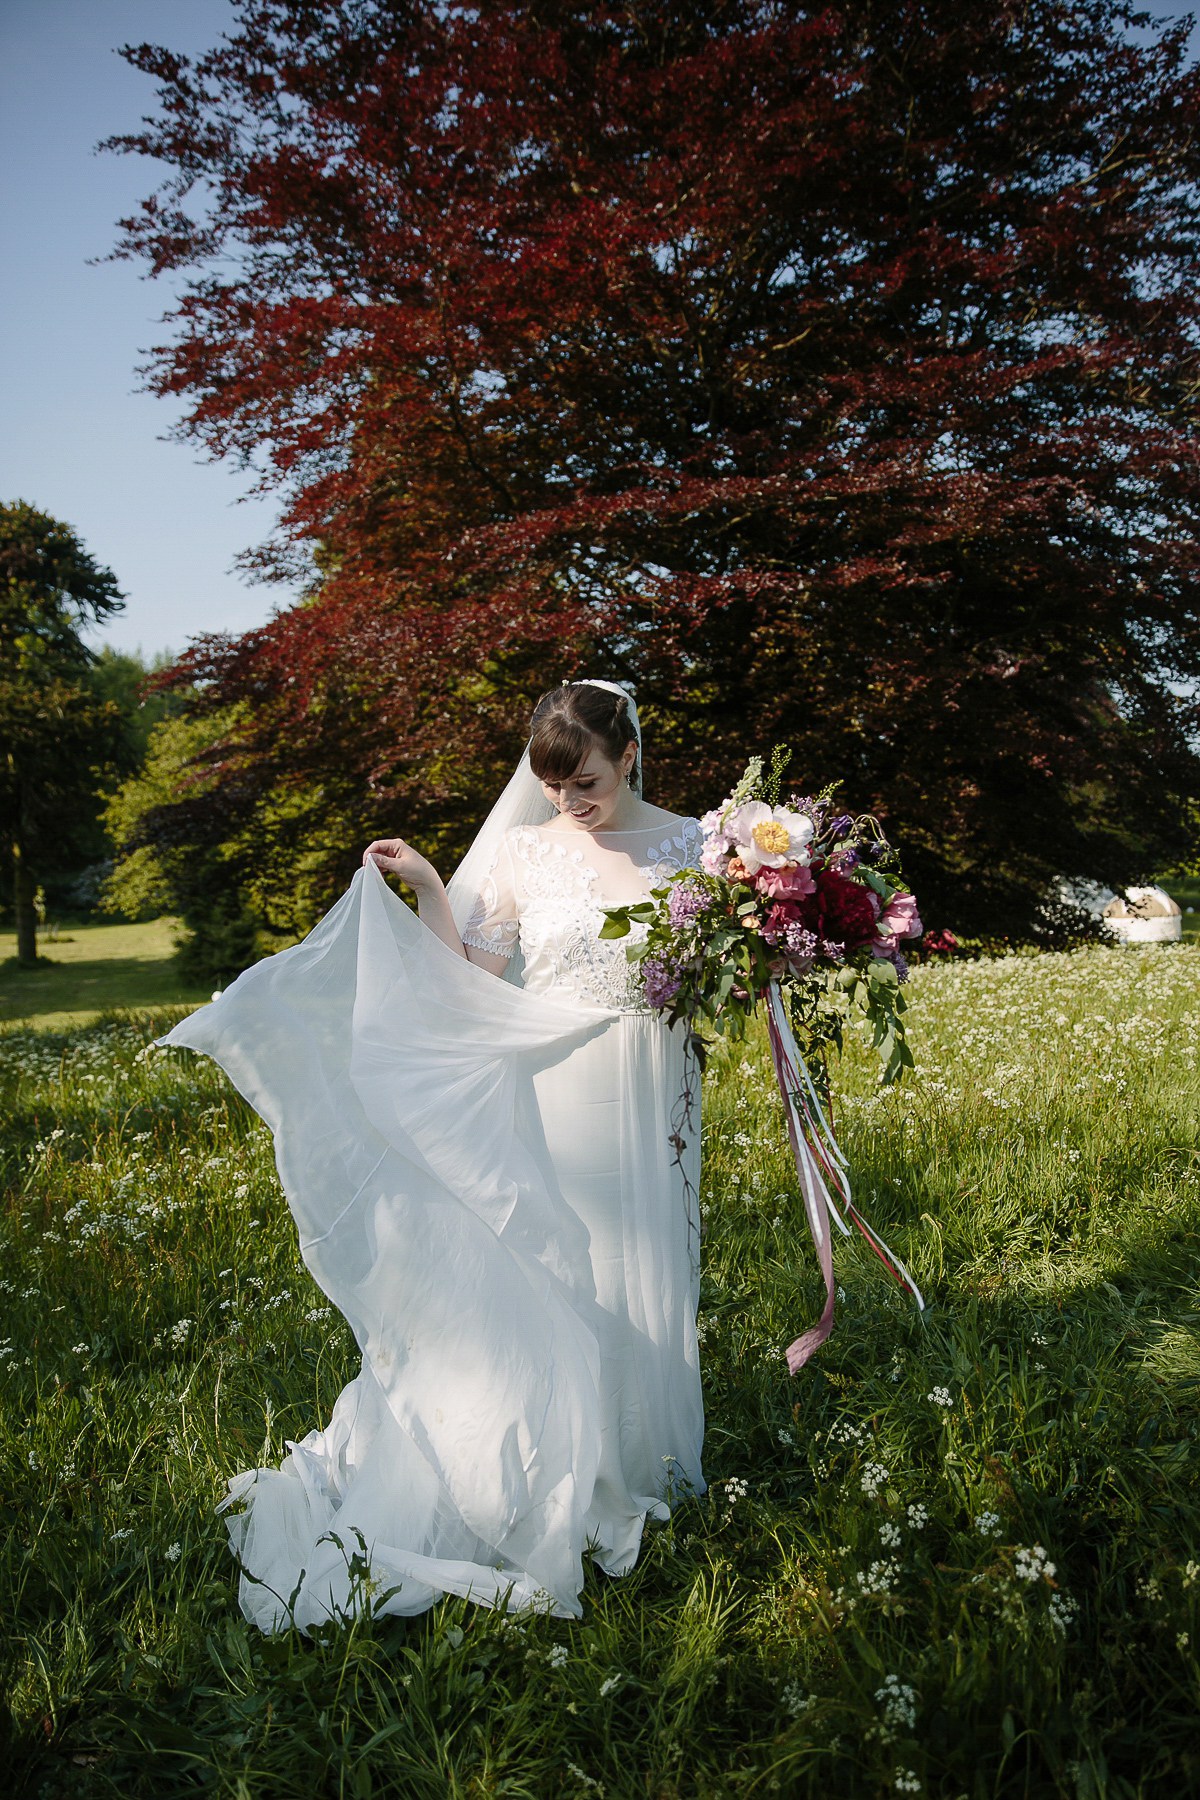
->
[799,868,880,950]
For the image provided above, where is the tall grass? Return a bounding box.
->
[1,943,1198,1798]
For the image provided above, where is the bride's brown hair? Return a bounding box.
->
[529,683,639,792]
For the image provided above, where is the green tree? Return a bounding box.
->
[103,705,345,984]
[0,502,125,964]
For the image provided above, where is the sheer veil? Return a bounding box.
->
[445,680,642,984]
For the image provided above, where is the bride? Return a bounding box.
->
[161,679,707,1629]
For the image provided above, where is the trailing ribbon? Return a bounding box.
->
[765,982,925,1373]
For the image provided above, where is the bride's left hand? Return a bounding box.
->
[363,837,442,892]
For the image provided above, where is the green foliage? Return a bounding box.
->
[0,503,130,948]
[0,944,1199,1795]
[103,707,369,984]
[102,713,235,924]
[173,895,261,990]
[762,746,793,811]
[0,507,166,943]
[86,647,179,772]
[0,501,123,668]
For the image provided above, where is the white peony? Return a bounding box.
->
[725,801,814,873]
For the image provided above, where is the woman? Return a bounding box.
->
[162,680,705,1629]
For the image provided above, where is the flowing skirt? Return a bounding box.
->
[161,862,704,1628]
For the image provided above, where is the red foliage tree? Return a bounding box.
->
[108,0,1200,936]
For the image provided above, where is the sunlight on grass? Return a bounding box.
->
[0,921,211,1027]
[1,944,1198,1796]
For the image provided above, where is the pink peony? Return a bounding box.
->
[762,899,804,940]
[756,862,816,900]
[875,892,923,943]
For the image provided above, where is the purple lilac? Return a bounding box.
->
[894,951,910,984]
[784,924,819,960]
[820,938,846,963]
[643,956,683,1010]
[668,881,709,929]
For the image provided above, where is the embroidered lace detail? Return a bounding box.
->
[511,821,702,1012]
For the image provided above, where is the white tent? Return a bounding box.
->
[1102,887,1183,944]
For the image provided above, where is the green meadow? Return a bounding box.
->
[1,942,1198,1797]
[0,921,211,1028]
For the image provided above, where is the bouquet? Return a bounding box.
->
[601,749,926,1370]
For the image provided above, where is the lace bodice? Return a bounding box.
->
[463,819,703,1011]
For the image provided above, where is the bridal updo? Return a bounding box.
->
[529,682,640,794]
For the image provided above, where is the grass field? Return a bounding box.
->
[1,942,1199,1797]
[0,921,212,1027]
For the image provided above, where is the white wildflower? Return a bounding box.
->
[906,1503,928,1531]
[860,1461,889,1499]
[894,1772,922,1794]
[548,1644,569,1669]
[724,1477,749,1503]
[1014,1544,1056,1583]
[854,1559,900,1597]
[598,1675,621,1698]
[1049,1590,1079,1633]
[876,1673,917,1730]
[165,1542,182,1562]
[975,1511,1001,1537]
[926,1386,953,1410]
[781,1681,814,1717]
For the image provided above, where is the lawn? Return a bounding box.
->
[1,942,1199,1797]
[0,921,212,1027]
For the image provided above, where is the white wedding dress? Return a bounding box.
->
[161,814,706,1629]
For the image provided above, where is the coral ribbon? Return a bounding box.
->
[765,983,925,1373]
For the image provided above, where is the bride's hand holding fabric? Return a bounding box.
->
[362,837,472,962]
[363,837,440,891]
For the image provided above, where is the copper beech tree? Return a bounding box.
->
[108,0,1200,940]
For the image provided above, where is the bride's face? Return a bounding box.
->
[540,739,636,830]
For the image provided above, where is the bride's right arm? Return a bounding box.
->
[363,838,470,962]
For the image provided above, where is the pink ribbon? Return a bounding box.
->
[765,983,924,1373]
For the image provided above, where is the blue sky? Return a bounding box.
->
[0,0,278,660]
[0,1,1195,662]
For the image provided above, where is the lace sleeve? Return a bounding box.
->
[461,835,520,958]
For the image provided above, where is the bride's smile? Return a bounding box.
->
[539,744,638,832]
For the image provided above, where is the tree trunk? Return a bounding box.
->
[13,844,37,966]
